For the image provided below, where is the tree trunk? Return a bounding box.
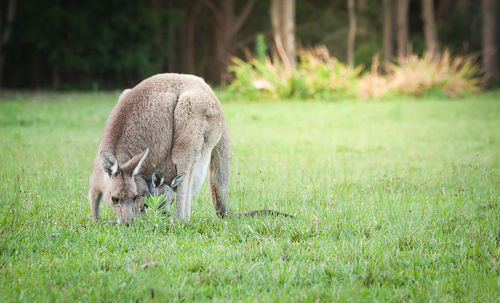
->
[456,0,468,14]
[217,0,234,83]
[283,0,296,69]
[167,0,176,72]
[0,0,16,87]
[358,0,366,10]
[270,0,282,65]
[270,0,296,69]
[347,0,356,67]
[204,0,256,83]
[437,0,455,22]
[52,68,60,90]
[32,52,41,88]
[382,0,393,64]
[482,0,498,80]
[184,2,202,75]
[421,0,438,56]
[152,0,164,72]
[396,0,410,59]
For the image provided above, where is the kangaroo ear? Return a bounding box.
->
[152,171,164,188]
[99,150,118,176]
[171,173,185,188]
[122,149,149,176]
[118,88,131,102]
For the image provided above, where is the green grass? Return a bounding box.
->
[0,91,499,302]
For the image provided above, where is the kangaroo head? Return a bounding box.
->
[149,171,185,214]
[99,149,149,225]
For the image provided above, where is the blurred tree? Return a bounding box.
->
[203,0,256,83]
[421,0,438,56]
[184,1,202,75]
[4,0,171,89]
[436,0,454,22]
[270,0,296,69]
[482,0,498,80]
[347,0,356,66]
[397,0,410,58]
[0,0,495,89]
[382,0,394,64]
[0,0,16,87]
[358,0,366,10]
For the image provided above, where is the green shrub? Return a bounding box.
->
[226,46,360,101]
[358,51,483,99]
[227,46,484,101]
[255,34,269,62]
[143,194,171,216]
[296,46,361,99]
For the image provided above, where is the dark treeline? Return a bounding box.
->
[0,0,498,89]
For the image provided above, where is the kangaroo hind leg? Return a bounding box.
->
[171,97,205,220]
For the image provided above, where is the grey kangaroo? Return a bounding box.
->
[88,73,231,224]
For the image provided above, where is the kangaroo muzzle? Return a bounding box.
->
[117,204,136,225]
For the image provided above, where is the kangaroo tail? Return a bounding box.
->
[235,209,296,218]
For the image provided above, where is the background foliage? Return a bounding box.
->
[2,0,498,89]
[4,0,167,89]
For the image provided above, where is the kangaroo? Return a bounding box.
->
[88,73,231,224]
[148,171,295,218]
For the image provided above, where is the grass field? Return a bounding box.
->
[0,91,499,302]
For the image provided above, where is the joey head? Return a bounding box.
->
[147,172,185,215]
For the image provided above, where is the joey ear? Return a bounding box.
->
[99,150,118,176]
[171,173,185,188]
[152,171,164,188]
[122,149,149,176]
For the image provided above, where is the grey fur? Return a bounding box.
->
[88,73,231,224]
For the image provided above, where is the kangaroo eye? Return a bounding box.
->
[111,197,120,204]
[133,195,140,201]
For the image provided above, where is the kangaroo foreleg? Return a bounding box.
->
[88,189,102,222]
[173,164,193,221]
